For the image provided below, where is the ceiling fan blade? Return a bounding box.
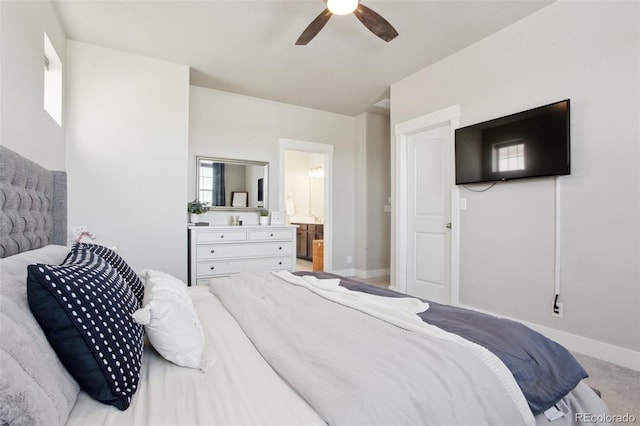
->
[296,8,333,45]
[354,3,398,42]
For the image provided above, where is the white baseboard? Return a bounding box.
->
[457,303,640,372]
[352,268,390,279]
[330,268,390,280]
[331,268,355,277]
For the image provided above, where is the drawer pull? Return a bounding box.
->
[210,249,215,253]
[270,233,274,237]
[278,246,282,250]
[220,235,224,239]
[278,261,282,265]
[210,266,215,270]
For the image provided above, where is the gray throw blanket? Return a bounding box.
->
[298,271,589,415]
[210,272,535,426]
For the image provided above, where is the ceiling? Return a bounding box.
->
[52,0,553,117]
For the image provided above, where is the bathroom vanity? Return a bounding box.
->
[292,223,324,261]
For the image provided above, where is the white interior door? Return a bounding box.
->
[405,124,451,302]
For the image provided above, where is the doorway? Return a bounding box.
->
[280,139,333,272]
[394,106,460,304]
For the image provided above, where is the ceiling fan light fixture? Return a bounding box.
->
[327,0,358,15]
[296,0,397,45]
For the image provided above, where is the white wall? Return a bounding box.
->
[354,114,367,272]
[224,164,246,206]
[245,164,264,208]
[0,0,66,169]
[365,113,391,273]
[284,150,324,221]
[354,112,391,276]
[66,41,190,281]
[391,1,639,359]
[189,86,356,271]
[0,0,387,279]
[284,150,309,218]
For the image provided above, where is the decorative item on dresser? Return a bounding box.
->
[188,225,296,286]
[258,208,270,225]
[187,199,206,223]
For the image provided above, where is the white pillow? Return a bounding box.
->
[132,270,214,371]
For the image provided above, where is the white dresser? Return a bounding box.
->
[188,225,297,286]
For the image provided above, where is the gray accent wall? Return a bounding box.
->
[391,1,639,354]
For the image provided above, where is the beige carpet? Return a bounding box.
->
[572,352,639,423]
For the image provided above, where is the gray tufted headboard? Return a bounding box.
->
[0,145,67,258]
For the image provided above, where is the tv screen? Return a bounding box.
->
[257,178,264,202]
[454,99,570,185]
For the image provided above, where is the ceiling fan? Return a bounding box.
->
[296,0,399,45]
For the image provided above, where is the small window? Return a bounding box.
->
[199,160,214,205]
[494,142,525,172]
[44,32,62,126]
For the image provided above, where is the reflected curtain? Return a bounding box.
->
[212,163,225,206]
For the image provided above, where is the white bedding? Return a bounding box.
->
[1,245,608,426]
[66,286,324,426]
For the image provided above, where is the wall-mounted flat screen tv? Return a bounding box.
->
[454,99,570,185]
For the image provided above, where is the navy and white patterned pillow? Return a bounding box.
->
[71,243,144,306]
[27,247,144,410]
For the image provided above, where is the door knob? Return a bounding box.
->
[446,222,452,229]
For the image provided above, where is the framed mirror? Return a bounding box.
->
[195,156,268,210]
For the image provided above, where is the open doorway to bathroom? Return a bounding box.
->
[280,139,333,273]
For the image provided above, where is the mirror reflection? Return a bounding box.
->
[196,156,268,210]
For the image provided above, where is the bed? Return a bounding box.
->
[0,145,610,426]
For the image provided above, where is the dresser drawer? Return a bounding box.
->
[248,229,293,241]
[196,256,294,277]
[196,242,293,260]
[196,230,246,243]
